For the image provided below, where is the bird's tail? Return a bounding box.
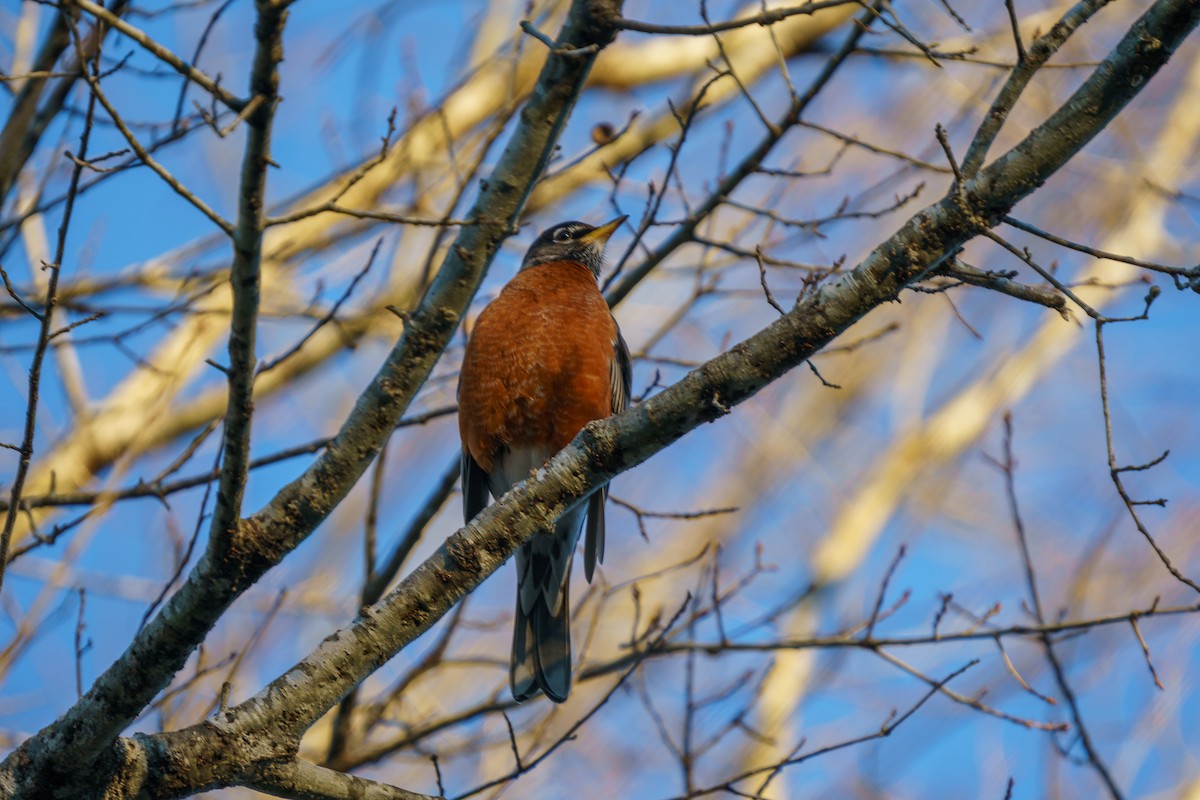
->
[511,510,583,703]
[511,566,572,703]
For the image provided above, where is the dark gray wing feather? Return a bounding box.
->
[584,490,606,582]
[584,322,632,583]
[462,449,491,524]
[611,324,632,415]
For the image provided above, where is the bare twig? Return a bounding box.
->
[257,238,381,375]
[0,32,100,594]
[69,0,246,112]
[1003,215,1200,283]
[674,659,979,799]
[755,245,786,314]
[936,259,1068,315]
[616,1,857,35]
[1094,323,1198,592]
[961,0,1112,176]
[864,545,906,640]
[1128,612,1165,690]
[998,413,1125,798]
[73,588,89,699]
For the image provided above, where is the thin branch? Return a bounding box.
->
[79,64,234,234]
[361,455,461,605]
[0,29,100,595]
[171,0,237,133]
[998,413,1125,798]
[1128,613,1165,690]
[257,238,381,375]
[2,406,455,514]
[798,119,953,173]
[207,0,287,553]
[452,596,693,800]
[961,0,1113,176]
[1003,215,1200,282]
[137,443,222,633]
[616,0,857,35]
[755,245,786,314]
[1094,322,1199,591]
[864,544,906,639]
[936,259,1068,315]
[874,648,1062,732]
[1003,0,1028,63]
[0,262,43,319]
[69,0,246,111]
[674,660,978,799]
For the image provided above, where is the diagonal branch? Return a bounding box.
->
[961,0,1114,176]
[0,1,132,207]
[68,0,247,112]
[245,759,441,800]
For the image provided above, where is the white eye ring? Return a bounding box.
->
[553,228,572,242]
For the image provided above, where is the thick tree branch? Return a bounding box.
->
[244,760,441,800]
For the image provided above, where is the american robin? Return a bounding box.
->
[458,216,631,703]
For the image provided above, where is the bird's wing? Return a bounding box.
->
[461,448,491,525]
[611,323,633,415]
[584,322,633,583]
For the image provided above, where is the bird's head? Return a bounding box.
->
[520,216,627,276]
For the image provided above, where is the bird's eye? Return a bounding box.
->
[553,228,573,242]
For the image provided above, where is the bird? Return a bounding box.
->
[457,216,631,703]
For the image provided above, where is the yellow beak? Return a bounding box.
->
[578,215,627,246]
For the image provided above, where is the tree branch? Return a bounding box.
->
[616,0,856,35]
[68,0,246,112]
[245,760,441,800]
[207,0,286,553]
[961,0,1113,176]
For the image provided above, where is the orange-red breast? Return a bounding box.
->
[458,216,631,703]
